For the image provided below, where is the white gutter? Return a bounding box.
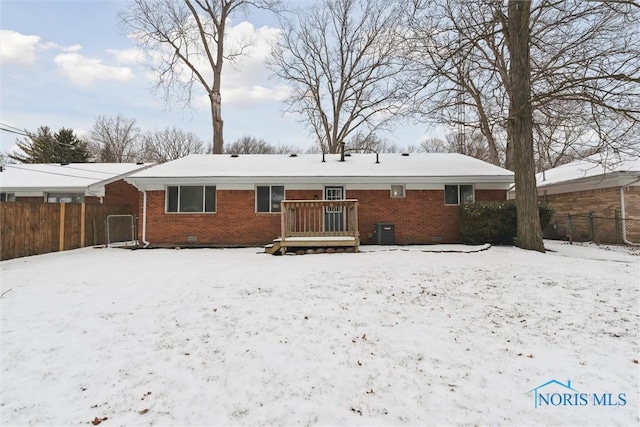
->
[619,178,640,246]
[131,181,150,248]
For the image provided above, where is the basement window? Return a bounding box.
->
[256,185,285,213]
[166,185,216,213]
[444,185,474,205]
[390,184,405,198]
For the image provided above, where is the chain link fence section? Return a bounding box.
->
[106,214,137,247]
[544,212,640,254]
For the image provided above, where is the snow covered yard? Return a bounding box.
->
[1,242,638,426]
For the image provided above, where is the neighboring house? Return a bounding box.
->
[125,153,513,249]
[0,163,153,211]
[535,155,640,219]
[524,154,640,244]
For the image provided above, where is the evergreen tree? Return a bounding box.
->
[8,126,90,163]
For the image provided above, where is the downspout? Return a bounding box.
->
[132,182,150,248]
[619,177,640,246]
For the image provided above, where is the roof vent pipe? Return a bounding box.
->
[339,141,345,162]
[401,153,409,157]
[322,152,326,162]
[230,154,239,158]
[376,153,379,164]
[289,153,297,157]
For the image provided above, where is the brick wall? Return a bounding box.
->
[542,186,640,220]
[142,188,506,246]
[103,179,140,212]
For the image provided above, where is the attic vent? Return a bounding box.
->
[289,153,297,157]
[0,166,3,172]
[60,162,69,165]
[136,161,143,165]
[230,154,239,158]
[401,153,410,157]
[344,153,351,157]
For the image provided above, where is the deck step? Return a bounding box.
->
[264,240,282,255]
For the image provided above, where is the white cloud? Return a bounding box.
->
[107,48,144,64]
[38,42,82,52]
[221,22,286,105]
[135,20,289,107]
[54,53,134,87]
[0,30,40,65]
[222,85,291,107]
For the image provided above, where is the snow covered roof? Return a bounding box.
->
[127,153,513,184]
[0,163,153,192]
[537,154,640,189]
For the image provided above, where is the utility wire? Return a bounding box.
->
[4,164,111,181]
[0,127,30,138]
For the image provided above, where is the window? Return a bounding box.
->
[166,186,216,213]
[256,185,284,213]
[444,185,474,205]
[390,184,405,198]
[46,192,84,203]
[0,192,15,202]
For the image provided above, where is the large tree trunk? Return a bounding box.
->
[210,91,224,154]
[508,0,545,252]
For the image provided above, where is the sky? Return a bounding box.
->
[0,0,441,156]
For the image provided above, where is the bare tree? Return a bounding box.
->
[88,115,143,163]
[120,0,281,154]
[224,135,302,154]
[143,127,205,162]
[225,135,276,154]
[272,143,301,155]
[268,0,409,153]
[419,137,448,154]
[405,0,640,170]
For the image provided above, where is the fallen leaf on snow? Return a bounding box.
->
[138,409,149,415]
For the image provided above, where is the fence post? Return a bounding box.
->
[80,202,86,248]
[589,211,597,243]
[614,209,621,243]
[58,203,66,252]
[567,213,573,244]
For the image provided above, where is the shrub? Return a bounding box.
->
[459,201,553,245]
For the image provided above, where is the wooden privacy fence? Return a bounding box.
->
[0,202,134,261]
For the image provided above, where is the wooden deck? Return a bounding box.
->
[265,199,359,255]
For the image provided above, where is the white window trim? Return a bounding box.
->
[255,185,285,213]
[165,185,216,214]
[0,192,16,202]
[390,184,406,198]
[46,192,85,203]
[444,184,475,206]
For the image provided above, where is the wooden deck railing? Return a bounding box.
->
[281,199,359,239]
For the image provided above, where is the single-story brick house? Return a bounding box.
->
[0,163,153,211]
[525,154,640,243]
[125,153,514,249]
